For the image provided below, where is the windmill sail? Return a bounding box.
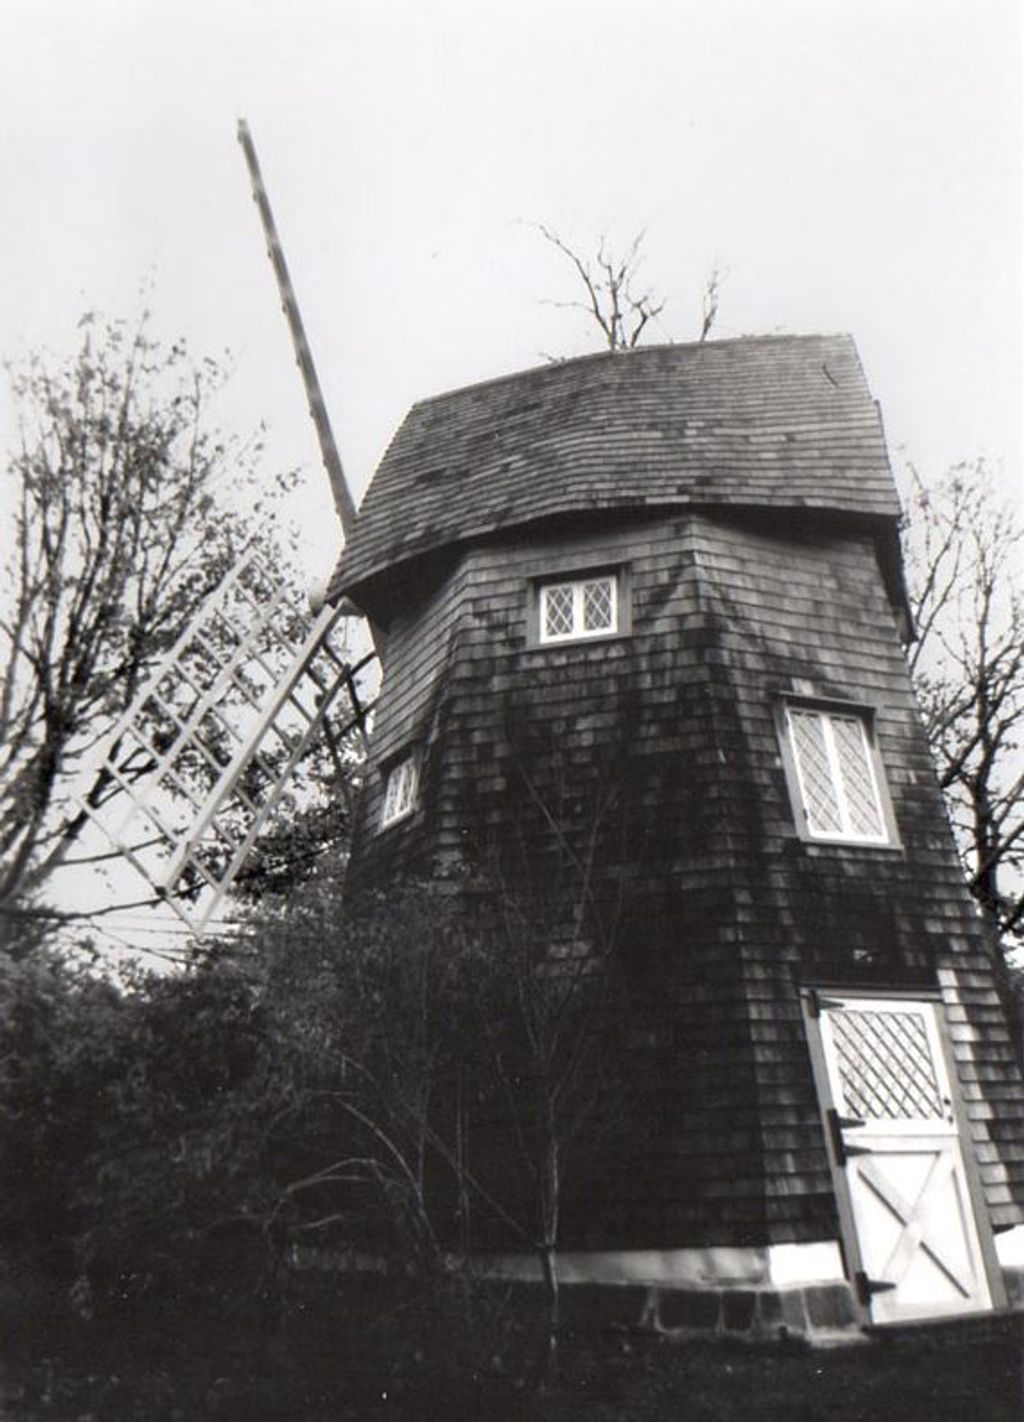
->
[73,123,377,933]
[76,551,376,932]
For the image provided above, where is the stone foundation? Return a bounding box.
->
[555,1280,862,1345]
[1002,1268,1024,1309]
[479,1243,1024,1343]
[480,1243,862,1343]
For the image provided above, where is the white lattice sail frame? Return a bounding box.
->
[76,551,375,932]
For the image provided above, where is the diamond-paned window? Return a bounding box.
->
[786,705,889,844]
[381,755,418,828]
[540,574,617,644]
[544,585,576,639]
[830,1007,944,1121]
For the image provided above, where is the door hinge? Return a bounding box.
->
[855,1270,897,1306]
[807,989,846,1019]
[826,1107,869,1165]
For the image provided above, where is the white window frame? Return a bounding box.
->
[779,701,897,847]
[538,572,619,645]
[380,753,419,829]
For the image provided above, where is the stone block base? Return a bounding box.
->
[556,1279,862,1344]
[1002,1267,1024,1309]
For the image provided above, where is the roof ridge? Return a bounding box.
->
[406,332,854,413]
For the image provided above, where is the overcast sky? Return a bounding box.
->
[1,0,1020,591]
[0,0,1019,945]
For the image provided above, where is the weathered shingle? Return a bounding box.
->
[348,511,1024,1243]
[330,334,899,604]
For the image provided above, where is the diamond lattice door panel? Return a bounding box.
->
[829,1006,945,1123]
[814,996,998,1324]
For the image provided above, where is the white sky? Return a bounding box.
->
[1,0,1020,589]
[0,0,1020,947]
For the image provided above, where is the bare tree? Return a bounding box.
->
[699,262,722,343]
[538,225,666,351]
[538,224,722,351]
[0,312,285,925]
[903,461,1024,943]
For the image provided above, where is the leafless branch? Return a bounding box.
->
[903,460,1024,943]
[537,224,666,351]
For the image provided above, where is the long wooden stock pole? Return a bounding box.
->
[237,119,357,538]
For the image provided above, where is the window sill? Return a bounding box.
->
[524,631,632,653]
[796,834,904,855]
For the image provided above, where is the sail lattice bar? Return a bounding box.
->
[76,550,376,932]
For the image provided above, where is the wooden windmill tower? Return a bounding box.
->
[326,339,1024,1336]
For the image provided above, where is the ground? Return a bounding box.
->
[542,1320,1022,1421]
[2,1314,1020,1421]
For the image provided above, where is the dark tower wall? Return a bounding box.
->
[329,337,1024,1293]
[342,505,1024,1248]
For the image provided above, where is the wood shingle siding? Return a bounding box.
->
[342,505,1024,1248]
[333,338,1024,1293]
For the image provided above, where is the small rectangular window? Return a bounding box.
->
[539,573,618,644]
[380,754,418,829]
[781,703,895,845]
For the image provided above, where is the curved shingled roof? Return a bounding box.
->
[329,334,899,605]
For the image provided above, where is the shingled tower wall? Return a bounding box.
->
[329,336,1024,1333]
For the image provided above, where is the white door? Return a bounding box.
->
[814,994,996,1324]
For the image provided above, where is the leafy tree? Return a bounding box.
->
[0,313,291,928]
[228,738,363,904]
[0,876,482,1352]
[0,934,305,1310]
[904,461,1024,944]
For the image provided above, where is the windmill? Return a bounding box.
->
[72,127,1024,1335]
[74,123,377,933]
[328,335,1024,1334]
